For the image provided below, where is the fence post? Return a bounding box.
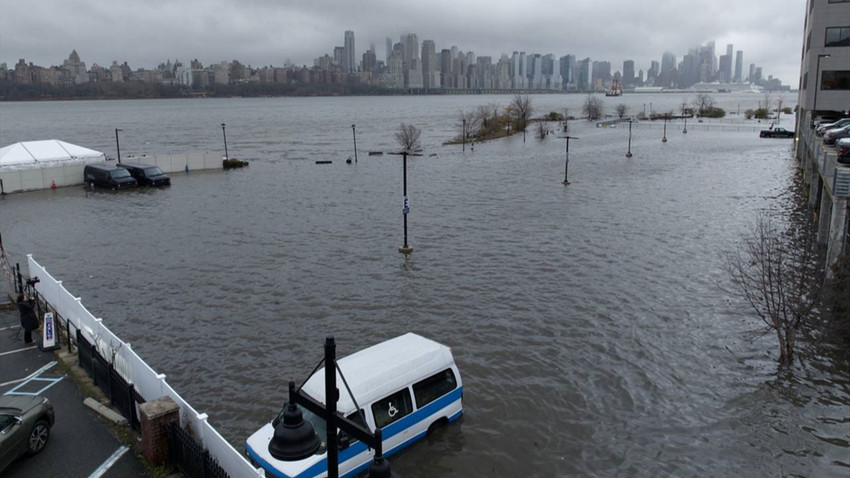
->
[196,413,208,448]
[156,373,167,398]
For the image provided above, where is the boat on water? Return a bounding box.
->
[245,333,463,478]
[606,81,622,97]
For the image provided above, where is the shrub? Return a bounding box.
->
[700,107,726,118]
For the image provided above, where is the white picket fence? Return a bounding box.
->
[27,254,264,478]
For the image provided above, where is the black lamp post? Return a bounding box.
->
[221,123,229,161]
[268,336,400,478]
[683,117,688,134]
[114,128,123,162]
[813,54,831,121]
[626,120,633,158]
[560,135,578,185]
[462,118,466,152]
[390,150,421,253]
[661,116,668,142]
[351,124,358,163]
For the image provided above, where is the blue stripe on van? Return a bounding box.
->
[249,386,463,478]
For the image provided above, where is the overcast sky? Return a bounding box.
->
[0,0,806,86]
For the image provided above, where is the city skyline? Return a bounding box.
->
[0,0,805,86]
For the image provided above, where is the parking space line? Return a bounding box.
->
[0,324,22,331]
[87,445,129,478]
[1,360,59,388]
[0,344,38,356]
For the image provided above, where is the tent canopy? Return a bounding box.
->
[0,140,105,170]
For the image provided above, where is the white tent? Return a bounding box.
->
[0,140,105,171]
[0,140,106,193]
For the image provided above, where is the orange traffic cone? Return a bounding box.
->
[50,180,57,189]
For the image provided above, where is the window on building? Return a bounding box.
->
[825,27,850,47]
[803,72,808,90]
[828,0,850,4]
[807,30,813,51]
[822,70,850,90]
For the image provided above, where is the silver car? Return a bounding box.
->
[0,395,55,472]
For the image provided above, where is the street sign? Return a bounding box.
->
[403,196,410,215]
[40,311,60,351]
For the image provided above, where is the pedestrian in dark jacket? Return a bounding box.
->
[17,295,38,344]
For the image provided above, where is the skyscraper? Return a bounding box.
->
[622,60,635,88]
[344,31,355,73]
[734,50,743,83]
[421,40,437,89]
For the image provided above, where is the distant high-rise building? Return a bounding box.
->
[440,49,453,87]
[622,60,635,88]
[734,50,743,82]
[362,49,376,74]
[343,31,355,73]
[578,57,592,91]
[748,63,756,82]
[401,33,419,66]
[421,40,437,89]
[560,54,575,89]
[659,51,676,86]
[518,52,527,88]
[385,37,392,64]
[333,46,345,67]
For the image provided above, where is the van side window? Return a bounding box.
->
[371,389,413,428]
[413,369,457,408]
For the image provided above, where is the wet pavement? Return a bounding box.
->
[0,306,151,478]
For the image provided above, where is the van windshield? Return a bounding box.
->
[110,169,132,179]
[144,167,164,176]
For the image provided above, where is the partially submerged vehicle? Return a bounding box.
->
[245,333,463,478]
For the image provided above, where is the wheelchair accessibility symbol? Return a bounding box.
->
[387,402,398,418]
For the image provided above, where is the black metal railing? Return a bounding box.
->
[167,421,230,478]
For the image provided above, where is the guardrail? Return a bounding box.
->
[27,255,263,478]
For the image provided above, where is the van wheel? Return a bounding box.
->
[427,418,449,435]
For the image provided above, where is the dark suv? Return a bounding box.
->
[117,162,171,187]
[83,164,137,190]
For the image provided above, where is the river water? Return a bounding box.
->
[1,92,848,477]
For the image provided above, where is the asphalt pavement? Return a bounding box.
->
[0,306,152,478]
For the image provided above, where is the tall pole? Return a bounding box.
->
[399,151,412,254]
[662,117,667,142]
[813,54,830,122]
[221,123,229,160]
[325,336,339,478]
[114,128,122,162]
[626,120,633,158]
[351,124,358,163]
[683,117,688,134]
[562,136,578,185]
[462,118,466,152]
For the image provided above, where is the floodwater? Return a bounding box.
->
[1,92,848,477]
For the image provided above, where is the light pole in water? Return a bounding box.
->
[390,150,422,253]
[560,135,578,185]
[351,124,358,163]
[221,123,229,160]
[683,117,688,134]
[662,116,668,142]
[114,129,123,162]
[462,118,466,152]
[626,120,633,158]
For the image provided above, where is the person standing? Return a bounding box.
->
[17,295,38,344]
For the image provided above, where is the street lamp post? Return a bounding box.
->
[462,118,466,152]
[626,120,633,158]
[662,116,668,142]
[351,124,358,163]
[114,128,123,162]
[813,54,831,122]
[561,135,578,184]
[389,150,421,253]
[221,123,229,161]
[683,117,688,134]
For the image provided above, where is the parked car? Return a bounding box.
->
[0,395,55,472]
[117,162,171,187]
[823,125,850,145]
[760,127,795,138]
[836,138,850,164]
[816,118,850,136]
[83,163,137,190]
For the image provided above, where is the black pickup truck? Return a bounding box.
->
[759,127,795,138]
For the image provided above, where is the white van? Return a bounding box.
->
[245,333,463,478]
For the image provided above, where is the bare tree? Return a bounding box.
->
[582,94,603,121]
[509,94,533,132]
[536,121,548,140]
[456,110,480,143]
[395,123,422,151]
[722,211,824,365]
[615,103,628,119]
[694,93,715,116]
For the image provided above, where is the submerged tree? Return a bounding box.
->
[615,103,628,119]
[582,94,603,121]
[694,93,715,116]
[395,123,422,151]
[456,109,480,143]
[722,211,824,365]
[509,94,533,134]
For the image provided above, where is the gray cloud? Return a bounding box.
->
[0,0,804,85]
